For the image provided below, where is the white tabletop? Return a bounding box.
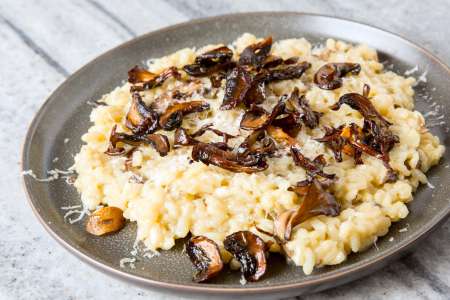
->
[1,1,449,299]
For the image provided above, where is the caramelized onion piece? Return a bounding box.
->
[86,206,125,236]
[186,236,224,282]
[159,101,210,130]
[126,93,159,135]
[221,66,252,110]
[274,179,340,241]
[314,63,361,90]
[291,146,335,179]
[239,36,273,68]
[266,62,311,82]
[192,142,267,173]
[330,84,391,126]
[223,231,267,281]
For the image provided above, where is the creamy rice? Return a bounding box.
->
[73,34,444,274]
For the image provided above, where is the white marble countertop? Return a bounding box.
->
[1,1,449,299]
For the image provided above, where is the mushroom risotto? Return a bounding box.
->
[73,34,444,280]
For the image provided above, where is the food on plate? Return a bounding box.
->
[86,206,125,236]
[73,33,444,280]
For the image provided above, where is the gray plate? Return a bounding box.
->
[21,12,449,299]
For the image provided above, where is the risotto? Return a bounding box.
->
[73,34,444,277]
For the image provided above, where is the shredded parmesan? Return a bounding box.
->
[119,257,136,269]
[416,70,428,84]
[239,275,247,285]
[23,168,75,183]
[373,238,379,251]
[61,205,82,210]
[389,237,394,242]
[404,65,418,76]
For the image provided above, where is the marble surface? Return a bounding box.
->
[0,0,449,299]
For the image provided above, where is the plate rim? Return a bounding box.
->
[21,11,450,295]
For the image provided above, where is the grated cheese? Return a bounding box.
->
[119,257,136,269]
[239,275,247,285]
[398,224,409,232]
[416,70,428,84]
[22,168,75,183]
[404,65,418,76]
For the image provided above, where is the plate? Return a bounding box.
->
[22,12,450,299]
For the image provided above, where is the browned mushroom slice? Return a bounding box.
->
[290,146,335,179]
[314,63,361,90]
[126,93,159,135]
[330,84,391,126]
[192,142,267,173]
[105,125,142,156]
[262,56,299,69]
[186,236,224,282]
[86,206,125,236]
[105,125,170,157]
[361,119,399,182]
[128,65,157,84]
[159,101,210,130]
[240,97,286,130]
[315,126,346,162]
[274,178,340,241]
[244,79,266,106]
[262,55,284,69]
[266,61,311,82]
[223,231,267,281]
[129,66,180,91]
[184,61,235,77]
[209,72,226,88]
[266,125,298,147]
[195,46,233,65]
[287,88,321,129]
[183,46,234,77]
[236,130,276,158]
[220,66,252,110]
[174,125,236,148]
[271,114,301,137]
[239,36,273,68]
[240,107,270,130]
[142,133,170,156]
[174,127,197,147]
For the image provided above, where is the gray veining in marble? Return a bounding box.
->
[0,0,449,299]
